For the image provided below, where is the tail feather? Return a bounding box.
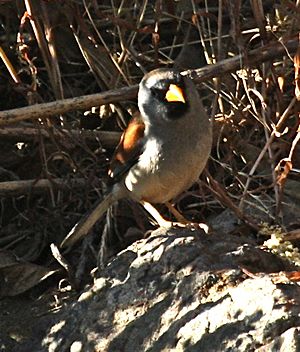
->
[60,191,121,249]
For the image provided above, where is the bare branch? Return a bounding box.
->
[0,127,121,147]
[0,85,138,126]
[0,178,87,196]
[0,36,297,127]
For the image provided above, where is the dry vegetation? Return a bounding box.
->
[0,0,299,299]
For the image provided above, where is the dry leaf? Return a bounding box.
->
[275,158,292,189]
[271,271,300,283]
[0,249,57,297]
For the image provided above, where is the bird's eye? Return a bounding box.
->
[151,88,165,100]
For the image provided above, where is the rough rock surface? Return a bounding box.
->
[21,228,300,352]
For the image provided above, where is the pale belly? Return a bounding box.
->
[122,123,212,203]
[123,144,207,203]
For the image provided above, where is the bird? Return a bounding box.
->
[60,68,212,249]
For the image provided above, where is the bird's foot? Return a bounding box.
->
[164,220,209,233]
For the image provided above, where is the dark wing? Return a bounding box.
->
[108,113,145,183]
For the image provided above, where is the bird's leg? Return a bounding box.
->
[164,201,189,223]
[165,201,209,233]
[140,201,209,233]
[140,201,174,228]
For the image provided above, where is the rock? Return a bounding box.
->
[20,228,300,352]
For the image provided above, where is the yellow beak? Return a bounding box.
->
[165,84,186,103]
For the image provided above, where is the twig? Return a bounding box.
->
[0,127,121,147]
[0,178,87,196]
[239,96,298,207]
[0,85,138,126]
[187,36,299,82]
[205,171,260,231]
[24,0,64,102]
[50,243,78,290]
[0,45,20,84]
